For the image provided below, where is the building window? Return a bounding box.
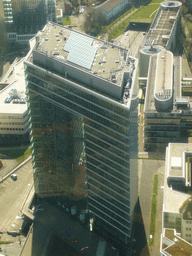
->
[186,234,188,237]
[186,227,188,230]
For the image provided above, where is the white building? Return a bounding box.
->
[56,9,63,24]
[97,0,131,21]
[0,57,29,145]
[181,199,192,244]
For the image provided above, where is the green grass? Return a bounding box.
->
[63,17,71,26]
[0,146,31,164]
[108,3,162,41]
[149,174,158,246]
[0,241,12,244]
[151,0,164,3]
[16,147,31,164]
[186,19,192,33]
[101,7,135,34]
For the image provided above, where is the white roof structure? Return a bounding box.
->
[0,57,27,116]
[164,143,192,213]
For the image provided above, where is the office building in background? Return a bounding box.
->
[3,0,56,44]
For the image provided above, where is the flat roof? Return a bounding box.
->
[164,143,192,213]
[167,143,192,177]
[34,22,130,87]
[0,57,27,115]
[144,48,173,112]
[155,50,172,96]
[145,2,181,48]
[27,22,138,104]
[162,228,192,255]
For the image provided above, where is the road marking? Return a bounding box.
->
[13,187,18,192]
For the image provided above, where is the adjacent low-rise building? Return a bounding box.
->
[181,199,192,244]
[161,228,192,255]
[161,143,192,255]
[0,57,29,145]
[144,1,182,51]
[97,0,131,21]
[140,1,192,152]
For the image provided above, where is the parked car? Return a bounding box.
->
[11,174,17,181]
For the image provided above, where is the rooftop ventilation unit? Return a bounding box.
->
[169,16,176,22]
[162,35,170,41]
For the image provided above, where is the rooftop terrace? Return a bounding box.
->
[35,22,130,86]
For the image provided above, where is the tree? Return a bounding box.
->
[72,0,79,8]
[0,160,3,169]
[84,9,106,36]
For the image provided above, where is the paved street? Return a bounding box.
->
[0,157,17,182]
[0,239,25,256]
[0,159,33,246]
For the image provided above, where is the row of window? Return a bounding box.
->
[8,34,16,39]
[0,122,24,125]
[186,234,192,237]
[0,116,24,119]
[186,227,192,230]
[186,221,192,224]
[18,35,34,41]
[0,128,24,131]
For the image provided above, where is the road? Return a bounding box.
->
[0,159,33,242]
[115,31,146,58]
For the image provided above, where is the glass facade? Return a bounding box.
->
[25,57,138,243]
[3,0,55,35]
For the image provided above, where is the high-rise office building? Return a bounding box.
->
[25,22,138,250]
[3,0,56,44]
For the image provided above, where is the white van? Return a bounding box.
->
[11,174,17,181]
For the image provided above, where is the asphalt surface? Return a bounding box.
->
[0,159,33,252]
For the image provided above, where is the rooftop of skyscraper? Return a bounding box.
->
[27,22,138,103]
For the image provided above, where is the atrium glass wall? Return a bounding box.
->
[3,0,55,35]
